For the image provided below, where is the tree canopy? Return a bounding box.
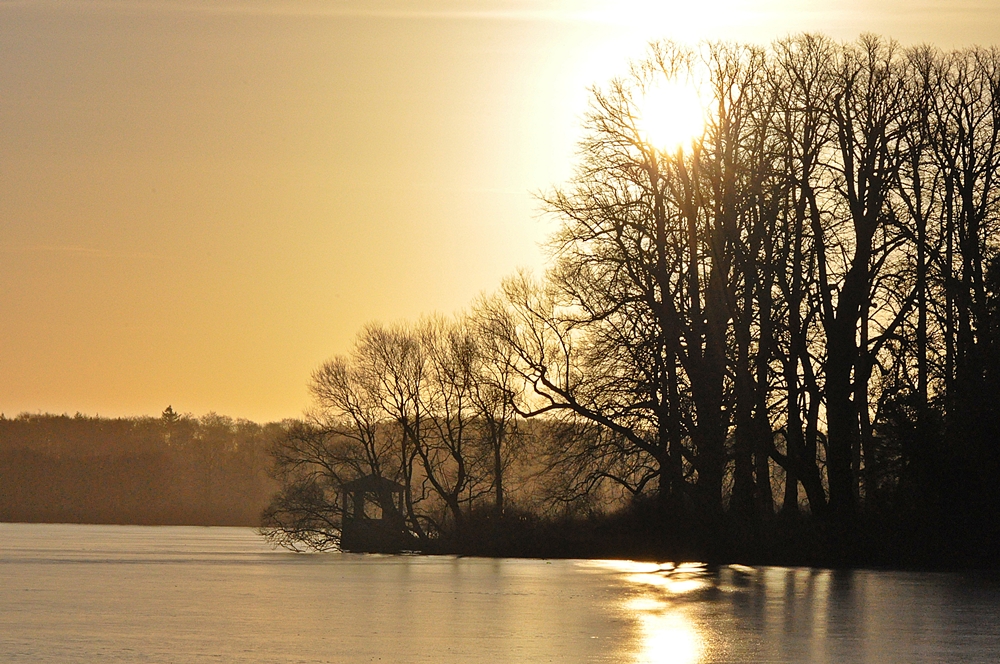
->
[263,35,1000,565]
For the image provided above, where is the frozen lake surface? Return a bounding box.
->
[2,523,1000,662]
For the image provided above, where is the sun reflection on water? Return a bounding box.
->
[631,600,702,664]
[588,560,709,663]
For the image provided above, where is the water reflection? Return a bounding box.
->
[627,562,711,595]
[628,597,701,664]
[597,560,1000,664]
[591,560,709,663]
[5,525,1000,664]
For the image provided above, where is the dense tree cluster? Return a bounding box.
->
[261,318,526,551]
[0,410,278,526]
[266,35,1000,564]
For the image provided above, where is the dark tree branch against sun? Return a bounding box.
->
[264,35,1000,566]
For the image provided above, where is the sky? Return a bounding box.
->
[4,0,1000,422]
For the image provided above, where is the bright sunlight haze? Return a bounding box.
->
[5,0,1000,421]
[638,81,706,154]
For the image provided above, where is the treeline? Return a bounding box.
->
[264,34,1000,567]
[0,409,279,526]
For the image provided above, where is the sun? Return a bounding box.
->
[636,80,705,154]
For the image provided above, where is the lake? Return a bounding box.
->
[1,523,999,663]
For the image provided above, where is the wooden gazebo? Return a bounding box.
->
[339,475,414,553]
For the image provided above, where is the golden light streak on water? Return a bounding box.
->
[587,560,710,662]
[632,602,703,664]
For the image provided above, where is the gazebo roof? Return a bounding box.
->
[341,474,404,493]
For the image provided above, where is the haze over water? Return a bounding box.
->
[1,524,998,663]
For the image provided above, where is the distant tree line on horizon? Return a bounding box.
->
[263,34,1000,566]
[0,409,277,526]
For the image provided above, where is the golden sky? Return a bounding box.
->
[4,0,1000,422]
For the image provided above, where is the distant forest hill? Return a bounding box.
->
[0,409,280,526]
